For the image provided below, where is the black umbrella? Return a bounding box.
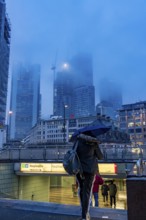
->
[70,123,111,142]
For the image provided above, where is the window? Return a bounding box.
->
[135,128,142,133]
[128,122,134,127]
[128,129,134,133]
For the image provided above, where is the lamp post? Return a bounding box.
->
[6,110,13,143]
[63,104,68,144]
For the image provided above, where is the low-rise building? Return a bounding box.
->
[118,101,146,145]
[23,114,130,145]
[24,115,101,144]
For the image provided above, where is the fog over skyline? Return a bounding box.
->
[6,0,146,118]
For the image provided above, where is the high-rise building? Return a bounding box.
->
[70,53,93,87]
[96,101,115,119]
[53,69,74,118]
[0,0,11,125]
[73,85,95,117]
[98,79,122,119]
[53,53,95,118]
[9,64,41,140]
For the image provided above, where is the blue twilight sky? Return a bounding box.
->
[6,0,146,118]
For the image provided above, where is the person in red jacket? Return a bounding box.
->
[92,174,104,207]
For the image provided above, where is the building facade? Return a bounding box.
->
[53,53,95,118]
[53,69,74,118]
[96,101,115,120]
[118,101,146,145]
[24,115,97,144]
[73,85,95,117]
[9,64,41,140]
[0,0,11,124]
[98,79,122,119]
[23,114,130,145]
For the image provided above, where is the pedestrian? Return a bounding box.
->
[76,133,103,220]
[101,182,109,206]
[108,180,117,208]
[91,174,103,207]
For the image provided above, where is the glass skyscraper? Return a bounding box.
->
[98,79,123,119]
[9,64,41,140]
[53,53,95,118]
[0,0,11,125]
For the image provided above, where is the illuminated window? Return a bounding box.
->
[135,122,141,127]
[128,122,134,127]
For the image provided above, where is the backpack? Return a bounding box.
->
[63,141,83,176]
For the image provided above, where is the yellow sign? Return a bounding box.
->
[20,163,66,173]
[99,164,117,174]
[20,163,117,175]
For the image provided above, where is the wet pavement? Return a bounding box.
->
[0,199,127,220]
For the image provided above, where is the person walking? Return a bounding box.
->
[108,180,117,208]
[76,133,103,220]
[101,182,109,206]
[92,174,103,207]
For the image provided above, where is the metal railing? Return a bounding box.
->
[0,144,145,211]
[0,144,144,162]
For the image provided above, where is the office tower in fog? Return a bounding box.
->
[53,53,95,118]
[53,67,74,118]
[10,64,41,140]
[71,53,95,117]
[0,0,11,124]
[98,79,122,118]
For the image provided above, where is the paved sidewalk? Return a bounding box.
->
[0,199,127,220]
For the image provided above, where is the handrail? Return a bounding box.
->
[0,145,144,162]
[136,158,144,176]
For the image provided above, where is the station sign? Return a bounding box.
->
[19,163,117,174]
[20,163,66,173]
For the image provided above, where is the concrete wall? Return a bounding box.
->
[19,175,50,202]
[50,175,75,188]
[61,176,75,187]
[0,163,19,199]
[50,176,61,187]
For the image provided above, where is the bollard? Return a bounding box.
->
[126,176,146,220]
[126,159,146,220]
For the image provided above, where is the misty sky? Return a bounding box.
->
[6,0,146,118]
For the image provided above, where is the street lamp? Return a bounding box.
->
[6,110,13,143]
[63,104,68,144]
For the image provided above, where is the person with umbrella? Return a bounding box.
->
[71,123,110,220]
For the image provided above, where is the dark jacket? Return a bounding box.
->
[108,183,117,196]
[101,184,109,195]
[92,175,103,193]
[76,134,100,174]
